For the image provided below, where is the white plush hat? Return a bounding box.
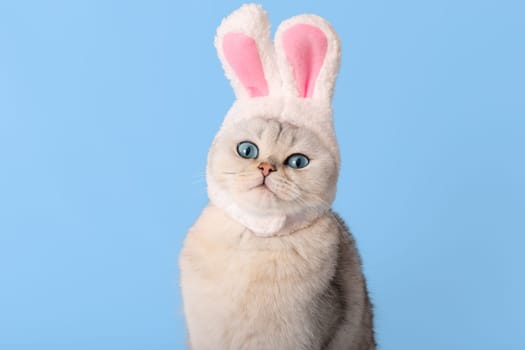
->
[208,4,342,235]
[215,3,341,165]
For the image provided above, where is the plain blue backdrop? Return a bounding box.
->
[1,0,524,349]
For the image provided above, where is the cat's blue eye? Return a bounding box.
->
[286,154,310,169]
[237,141,259,159]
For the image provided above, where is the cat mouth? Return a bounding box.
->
[251,182,276,196]
[254,182,270,190]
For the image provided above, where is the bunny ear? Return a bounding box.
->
[275,15,341,101]
[215,4,280,99]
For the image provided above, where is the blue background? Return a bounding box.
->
[1,0,524,349]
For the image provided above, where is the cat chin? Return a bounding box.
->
[208,176,325,236]
[237,193,282,215]
[248,184,275,195]
[239,186,305,215]
[246,184,278,202]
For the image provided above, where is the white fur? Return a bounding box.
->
[181,205,340,349]
[208,98,339,236]
[180,4,375,349]
[180,205,375,349]
[210,4,342,234]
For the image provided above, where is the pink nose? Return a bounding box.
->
[258,162,276,177]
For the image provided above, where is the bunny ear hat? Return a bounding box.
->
[207,4,342,236]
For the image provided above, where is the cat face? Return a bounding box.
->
[208,117,338,218]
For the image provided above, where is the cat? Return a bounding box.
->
[179,4,376,349]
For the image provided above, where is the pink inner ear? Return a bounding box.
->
[282,24,328,98]
[223,32,269,97]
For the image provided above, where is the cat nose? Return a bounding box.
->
[258,162,276,177]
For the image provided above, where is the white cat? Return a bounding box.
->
[180,4,375,349]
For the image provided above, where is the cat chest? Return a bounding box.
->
[184,240,337,316]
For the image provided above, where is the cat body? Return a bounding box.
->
[181,205,374,350]
[180,4,375,349]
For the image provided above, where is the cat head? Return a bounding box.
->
[207,4,342,236]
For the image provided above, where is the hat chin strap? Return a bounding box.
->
[207,177,327,237]
[221,202,287,237]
